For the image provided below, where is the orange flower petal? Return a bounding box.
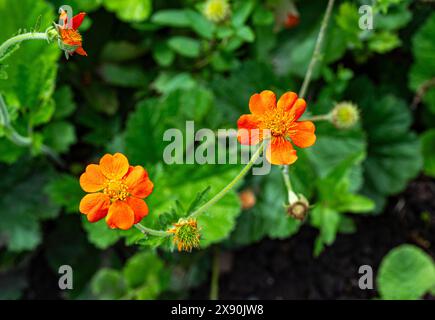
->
[124,166,154,198]
[277,92,298,111]
[79,164,107,192]
[290,121,316,148]
[79,193,110,222]
[249,90,276,115]
[289,98,307,121]
[106,200,135,230]
[72,12,86,30]
[126,197,149,224]
[99,153,129,180]
[237,114,262,145]
[75,47,87,56]
[266,136,297,165]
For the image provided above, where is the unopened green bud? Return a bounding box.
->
[331,102,360,129]
[203,0,230,23]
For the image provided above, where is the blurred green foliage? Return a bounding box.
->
[0,0,433,299]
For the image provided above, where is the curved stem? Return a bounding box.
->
[0,94,64,166]
[190,141,266,218]
[298,0,335,99]
[0,32,49,59]
[134,223,171,237]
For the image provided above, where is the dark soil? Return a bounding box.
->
[190,176,435,300]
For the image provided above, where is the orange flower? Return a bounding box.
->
[237,90,316,165]
[79,153,154,230]
[58,11,87,57]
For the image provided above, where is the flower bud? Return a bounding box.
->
[287,194,309,221]
[239,188,256,210]
[168,218,201,252]
[203,0,230,23]
[331,102,360,129]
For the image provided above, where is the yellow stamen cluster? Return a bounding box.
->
[331,102,360,129]
[260,109,294,138]
[104,180,129,201]
[168,218,201,252]
[203,0,230,23]
[59,28,82,45]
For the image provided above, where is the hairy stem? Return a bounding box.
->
[298,0,335,99]
[0,32,49,59]
[282,0,335,202]
[303,114,332,122]
[134,223,171,237]
[210,247,220,300]
[0,94,64,166]
[190,141,265,218]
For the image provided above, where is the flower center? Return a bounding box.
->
[104,179,129,201]
[261,110,293,137]
[60,29,82,45]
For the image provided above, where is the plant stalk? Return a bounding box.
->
[134,223,171,237]
[190,141,265,218]
[0,32,49,59]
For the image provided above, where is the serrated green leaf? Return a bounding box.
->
[377,245,435,300]
[409,13,435,113]
[45,174,82,214]
[0,0,60,126]
[91,268,127,299]
[42,121,76,153]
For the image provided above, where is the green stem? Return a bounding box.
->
[134,223,171,237]
[281,0,335,201]
[190,141,265,218]
[210,247,220,300]
[281,165,297,204]
[303,114,332,122]
[0,32,49,59]
[298,0,335,99]
[0,94,64,166]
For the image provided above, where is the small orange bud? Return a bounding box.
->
[239,189,256,210]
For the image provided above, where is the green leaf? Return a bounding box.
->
[347,78,422,206]
[421,129,435,177]
[236,26,255,42]
[140,165,242,249]
[152,41,175,67]
[231,0,255,27]
[0,0,60,126]
[99,63,150,88]
[42,121,76,153]
[368,31,401,54]
[0,161,60,251]
[100,41,146,62]
[53,86,76,120]
[377,245,435,300]
[186,9,215,39]
[152,72,196,95]
[51,0,103,12]
[125,88,213,165]
[409,13,435,113]
[45,174,82,214]
[123,251,170,299]
[103,0,152,23]
[167,36,201,58]
[231,167,301,245]
[151,10,190,27]
[82,218,121,249]
[91,269,127,299]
